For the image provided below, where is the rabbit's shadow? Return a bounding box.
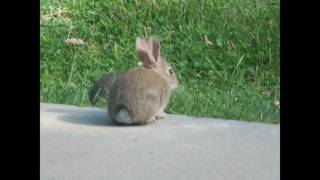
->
[45,107,117,126]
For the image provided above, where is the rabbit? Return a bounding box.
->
[106,37,179,125]
[89,71,123,105]
[88,57,145,105]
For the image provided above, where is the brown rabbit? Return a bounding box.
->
[107,37,178,125]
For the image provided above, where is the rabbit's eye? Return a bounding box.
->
[168,69,173,75]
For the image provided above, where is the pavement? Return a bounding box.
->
[40,103,280,180]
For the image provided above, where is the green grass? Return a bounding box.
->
[40,0,280,123]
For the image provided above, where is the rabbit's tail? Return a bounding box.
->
[115,106,132,124]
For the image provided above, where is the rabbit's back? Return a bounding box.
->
[108,67,171,124]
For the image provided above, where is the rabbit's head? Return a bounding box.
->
[136,37,178,90]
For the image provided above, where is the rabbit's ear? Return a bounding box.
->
[150,37,160,62]
[136,37,157,68]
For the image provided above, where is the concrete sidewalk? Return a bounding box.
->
[40,103,280,180]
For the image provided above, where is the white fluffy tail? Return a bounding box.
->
[115,108,132,124]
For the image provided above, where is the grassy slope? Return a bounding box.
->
[40,0,280,123]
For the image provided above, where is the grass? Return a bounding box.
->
[40,0,280,123]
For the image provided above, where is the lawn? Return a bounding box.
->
[40,0,280,123]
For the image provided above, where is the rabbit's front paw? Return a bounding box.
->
[155,112,166,119]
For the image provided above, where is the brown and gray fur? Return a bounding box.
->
[107,37,178,125]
